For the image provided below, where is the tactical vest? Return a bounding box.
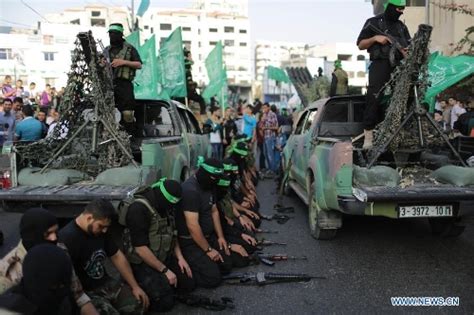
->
[118,197,176,264]
[368,14,409,62]
[333,69,348,95]
[109,42,136,81]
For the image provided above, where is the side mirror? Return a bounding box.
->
[202,123,212,134]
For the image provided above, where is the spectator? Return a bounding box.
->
[46,107,57,125]
[450,97,466,128]
[12,97,24,123]
[47,111,68,139]
[223,107,238,152]
[36,109,49,138]
[40,84,52,108]
[206,107,224,159]
[0,99,16,146]
[434,110,448,131]
[15,105,42,142]
[1,76,15,101]
[453,101,474,136]
[14,80,24,99]
[26,82,39,104]
[242,105,257,141]
[260,103,279,174]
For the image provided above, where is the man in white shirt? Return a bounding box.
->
[450,97,466,129]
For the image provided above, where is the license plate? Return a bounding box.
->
[398,205,453,218]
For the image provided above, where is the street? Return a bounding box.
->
[1,178,473,314]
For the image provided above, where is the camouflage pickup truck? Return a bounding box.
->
[282,95,474,240]
[0,99,209,217]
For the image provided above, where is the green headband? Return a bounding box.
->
[384,0,406,9]
[197,156,224,175]
[109,24,124,33]
[232,147,248,156]
[151,178,180,204]
[218,179,231,187]
[223,164,238,171]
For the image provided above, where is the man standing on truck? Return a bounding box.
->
[330,60,349,97]
[105,23,142,134]
[119,178,195,312]
[356,0,411,149]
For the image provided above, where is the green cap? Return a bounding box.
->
[384,0,406,9]
[334,60,342,69]
[108,24,124,33]
[151,178,181,204]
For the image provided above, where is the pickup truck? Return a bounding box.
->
[282,95,474,240]
[0,99,210,217]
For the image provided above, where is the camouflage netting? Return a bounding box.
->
[15,31,132,176]
[373,24,444,151]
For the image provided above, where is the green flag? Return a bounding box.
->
[425,52,474,112]
[267,65,290,83]
[217,67,228,108]
[134,35,161,100]
[203,41,227,105]
[125,31,140,49]
[157,27,187,98]
[136,0,150,17]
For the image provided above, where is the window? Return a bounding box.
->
[160,23,172,30]
[303,109,318,133]
[43,35,54,45]
[0,48,13,60]
[91,18,105,27]
[186,110,201,134]
[322,102,348,122]
[143,104,178,137]
[182,27,191,31]
[357,71,366,78]
[239,29,247,34]
[239,42,247,47]
[294,111,309,134]
[209,28,218,33]
[224,26,234,33]
[347,71,355,78]
[198,42,201,48]
[224,40,234,47]
[183,40,191,46]
[43,52,55,61]
[70,19,80,25]
[144,25,149,30]
[151,27,154,34]
[337,54,352,61]
[177,107,193,133]
[357,55,365,61]
[91,11,101,17]
[209,41,217,46]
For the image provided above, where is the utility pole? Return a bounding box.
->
[131,0,136,32]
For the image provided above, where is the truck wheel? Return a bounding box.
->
[309,183,338,240]
[429,218,465,237]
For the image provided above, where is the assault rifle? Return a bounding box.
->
[365,22,407,67]
[176,293,234,311]
[257,240,287,246]
[223,272,325,285]
[273,206,295,213]
[255,229,279,234]
[261,214,293,224]
[250,253,307,266]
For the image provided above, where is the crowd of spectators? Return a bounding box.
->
[205,99,294,177]
[434,96,474,137]
[0,75,64,145]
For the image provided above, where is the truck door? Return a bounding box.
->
[293,109,317,187]
[186,110,208,164]
[288,110,309,186]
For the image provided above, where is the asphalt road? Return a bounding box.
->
[1,178,474,314]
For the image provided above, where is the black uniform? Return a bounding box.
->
[125,190,195,312]
[175,176,232,288]
[357,11,411,130]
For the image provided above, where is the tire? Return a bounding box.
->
[429,217,465,237]
[308,183,338,240]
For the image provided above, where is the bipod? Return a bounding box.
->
[367,85,467,168]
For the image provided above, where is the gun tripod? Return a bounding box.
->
[367,84,467,168]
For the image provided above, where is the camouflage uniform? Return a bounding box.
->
[87,278,144,315]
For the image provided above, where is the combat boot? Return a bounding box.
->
[363,129,373,150]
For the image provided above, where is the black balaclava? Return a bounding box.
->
[196,158,224,191]
[20,208,58,251]
[22,243,72,314]
[384,4,403,23]
[223,157,238,183]
[109,31,124,47]
[148,179,182,216]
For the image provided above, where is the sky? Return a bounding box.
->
[0,0,373,45]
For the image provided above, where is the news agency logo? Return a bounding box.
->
[391,297,460,307]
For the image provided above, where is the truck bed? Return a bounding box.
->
[0,184,138,201]
[355,185,474,202]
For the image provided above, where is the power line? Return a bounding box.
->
[20,0,51,23]
[0,18,33,28]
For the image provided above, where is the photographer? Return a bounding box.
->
[0,99,16,146]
